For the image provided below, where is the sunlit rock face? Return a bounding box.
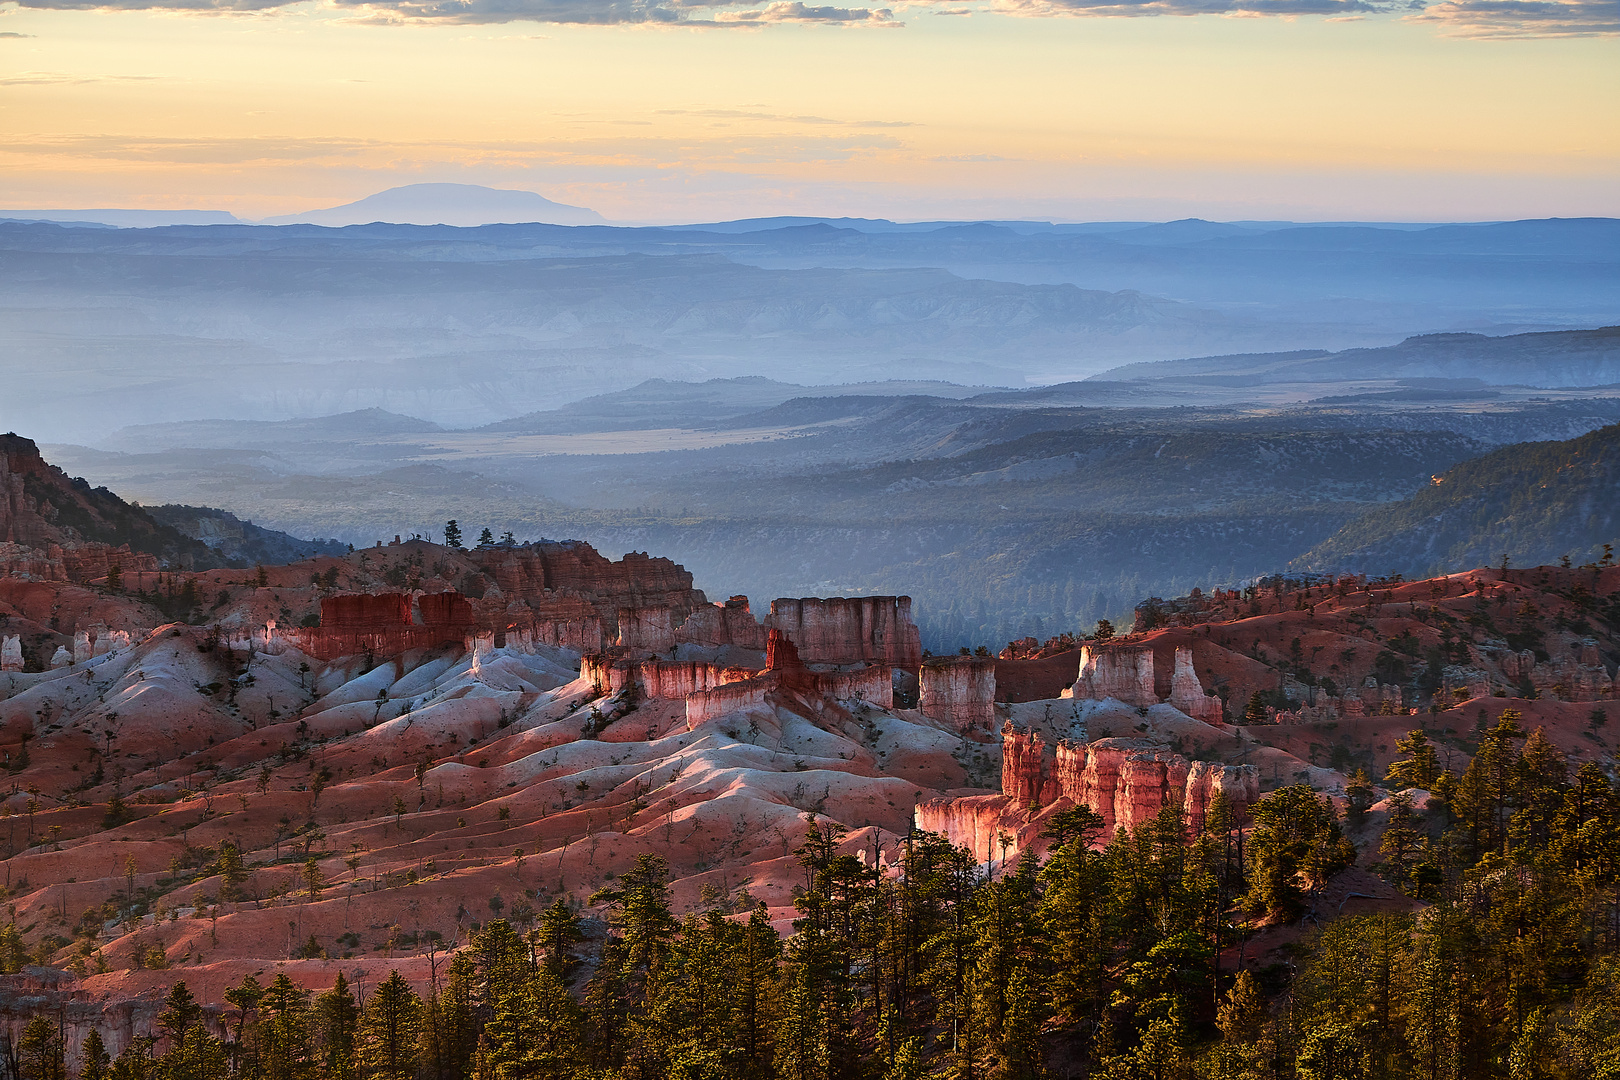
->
[920,656,997,734]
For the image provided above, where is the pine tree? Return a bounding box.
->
[1386,729,1441,790]
[80,1030,112,1080]
[360,971,420,1080]
[18,1015,65,1080]
[315,972,360,1080]
[444,521,463,549]
[218,841,246,902]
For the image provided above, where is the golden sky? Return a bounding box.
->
[1,0,1616,221]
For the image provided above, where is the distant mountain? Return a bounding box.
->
[1095,326,1620,388]
[261,183,605,227]
[104,409,443,453]
[0,209,242,228]
[481,376,989,434]
[1295,422,1620,577]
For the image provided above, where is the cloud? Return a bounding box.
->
[0,133,375,162]
[0,30,37,35]
[0,71,165,84]
[1405,0,1616,34]
[933,153,1006,161]
[712,1,897,21]
[6,0,1608,34]
[989,0,1407,16]
[658,107,914,127]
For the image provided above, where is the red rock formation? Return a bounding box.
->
[973,722,1257,850]
[914,794,1027,867]
[1167,647,1224,725]
[920,657,997,733]
[766,596,922,668]
[321,593,412,629]
[686,676,772,727]
[286,591,474,660]
[472,543,706,637]
[1070,645,1156,707]
[419,592,474,628]
[617,606,676,652]
[1001,726,1054,807]
[813,664,893,708]
[675,596,768,651]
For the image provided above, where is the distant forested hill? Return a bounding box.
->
[1295,422,1620,576]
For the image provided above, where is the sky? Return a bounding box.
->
[0,0,1615,223]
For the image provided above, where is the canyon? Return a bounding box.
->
[0,435,1614,1062]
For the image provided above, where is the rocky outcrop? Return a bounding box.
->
[961,721,1257,855]
[913,794,1028,868]
[920,657,997,733]
[473,542,707,638]
[322,593,412,630]
[1,434,208,577]
[0,636,20,672]
[1166,647,1223,724]
[676,596,768,651]
[686,677,771,727]
[1068,645,1156,707]
[617,606,676,652]
[1498,642,1614,701]
[1066,644,1227,724]
[766,596,922,668]
[286,590,478,660]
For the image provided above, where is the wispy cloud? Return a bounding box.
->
[0,130,904,168]
[5,0,1606,35]
[989,0,1413,17]
[0,71,165,85]
[1405,0,1616,34]
[712,2,898,23]
[0,30,37,36]
[658,107,914,127]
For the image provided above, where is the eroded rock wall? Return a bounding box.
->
[766,596,922,668]
[920,656,997,733]
[984,722,1257,845]
[1070,645,1156,707]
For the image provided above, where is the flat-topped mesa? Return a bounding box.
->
[765,596,922,668]
[921,655,997,734]
[1067,644,1225,724]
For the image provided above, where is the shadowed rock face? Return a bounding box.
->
[0,434,215,577]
